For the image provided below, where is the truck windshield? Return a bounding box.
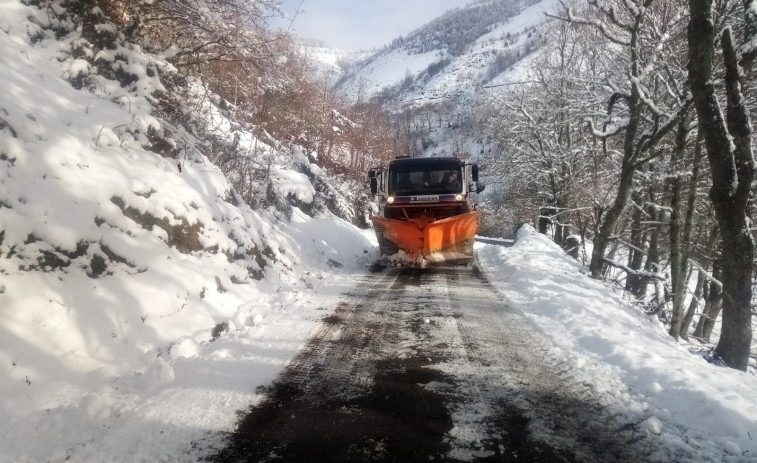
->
[388,167,463,195]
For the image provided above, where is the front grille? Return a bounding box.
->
[384,203,468,220]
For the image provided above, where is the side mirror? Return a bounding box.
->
[476,183,486,194]
[471,164,479,182]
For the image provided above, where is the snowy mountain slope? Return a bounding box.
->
[324,0,559,162]
[410,0,559,102]
[0,2,376,461]
[335,0,558,106]
[338,48,443,102]
[300,45,372,86]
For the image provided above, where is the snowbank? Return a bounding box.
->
[477,225,757,461]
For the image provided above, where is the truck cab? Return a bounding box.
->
[369,156,481,220]
[368,156,483,265]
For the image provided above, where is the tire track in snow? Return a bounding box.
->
[208,265,673,462]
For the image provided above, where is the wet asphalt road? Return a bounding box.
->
[208,263,665,463]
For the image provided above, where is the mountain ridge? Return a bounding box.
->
[332,0,557,108]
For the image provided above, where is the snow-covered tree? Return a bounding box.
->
[550,0,694,280]
[487,19,604,253]
[687,0,755,370]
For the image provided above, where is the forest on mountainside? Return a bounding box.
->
[388,0,542,55]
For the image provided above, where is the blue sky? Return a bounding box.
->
[273,0,474,50]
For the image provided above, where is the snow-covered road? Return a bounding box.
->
[209,265,671,462]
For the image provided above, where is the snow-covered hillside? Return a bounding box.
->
[301,45,372,86]
[323,0,560,161]
[335,0,559,106]
[0,2,376,460]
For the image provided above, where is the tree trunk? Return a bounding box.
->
[553,196,569,248]
[638,190,661,300]
[554,221,566,248]
[538,209,550,234]
[668,128,686,338]
[589,12,645,279]
[681,267,707,341]
[693,280,710,340]
[626,189,647,296]
[539,204,556,235]
[694,260,723,343]
[669,117,695,340]
[589,163,636,278]
[564,235,580,259]
[693,228,720,340]
[687,0,755,370]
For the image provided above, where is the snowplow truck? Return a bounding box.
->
[368,156,483,265]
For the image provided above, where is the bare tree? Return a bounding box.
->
[686,0,755,370]
[551,0,693,278]
[487,19,601,251]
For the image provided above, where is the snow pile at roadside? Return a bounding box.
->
[0,1,376,461]
[477,225,757,461]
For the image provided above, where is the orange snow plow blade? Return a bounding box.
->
[371,211,478,265]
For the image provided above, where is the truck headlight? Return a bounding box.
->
[387,196,395,204]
